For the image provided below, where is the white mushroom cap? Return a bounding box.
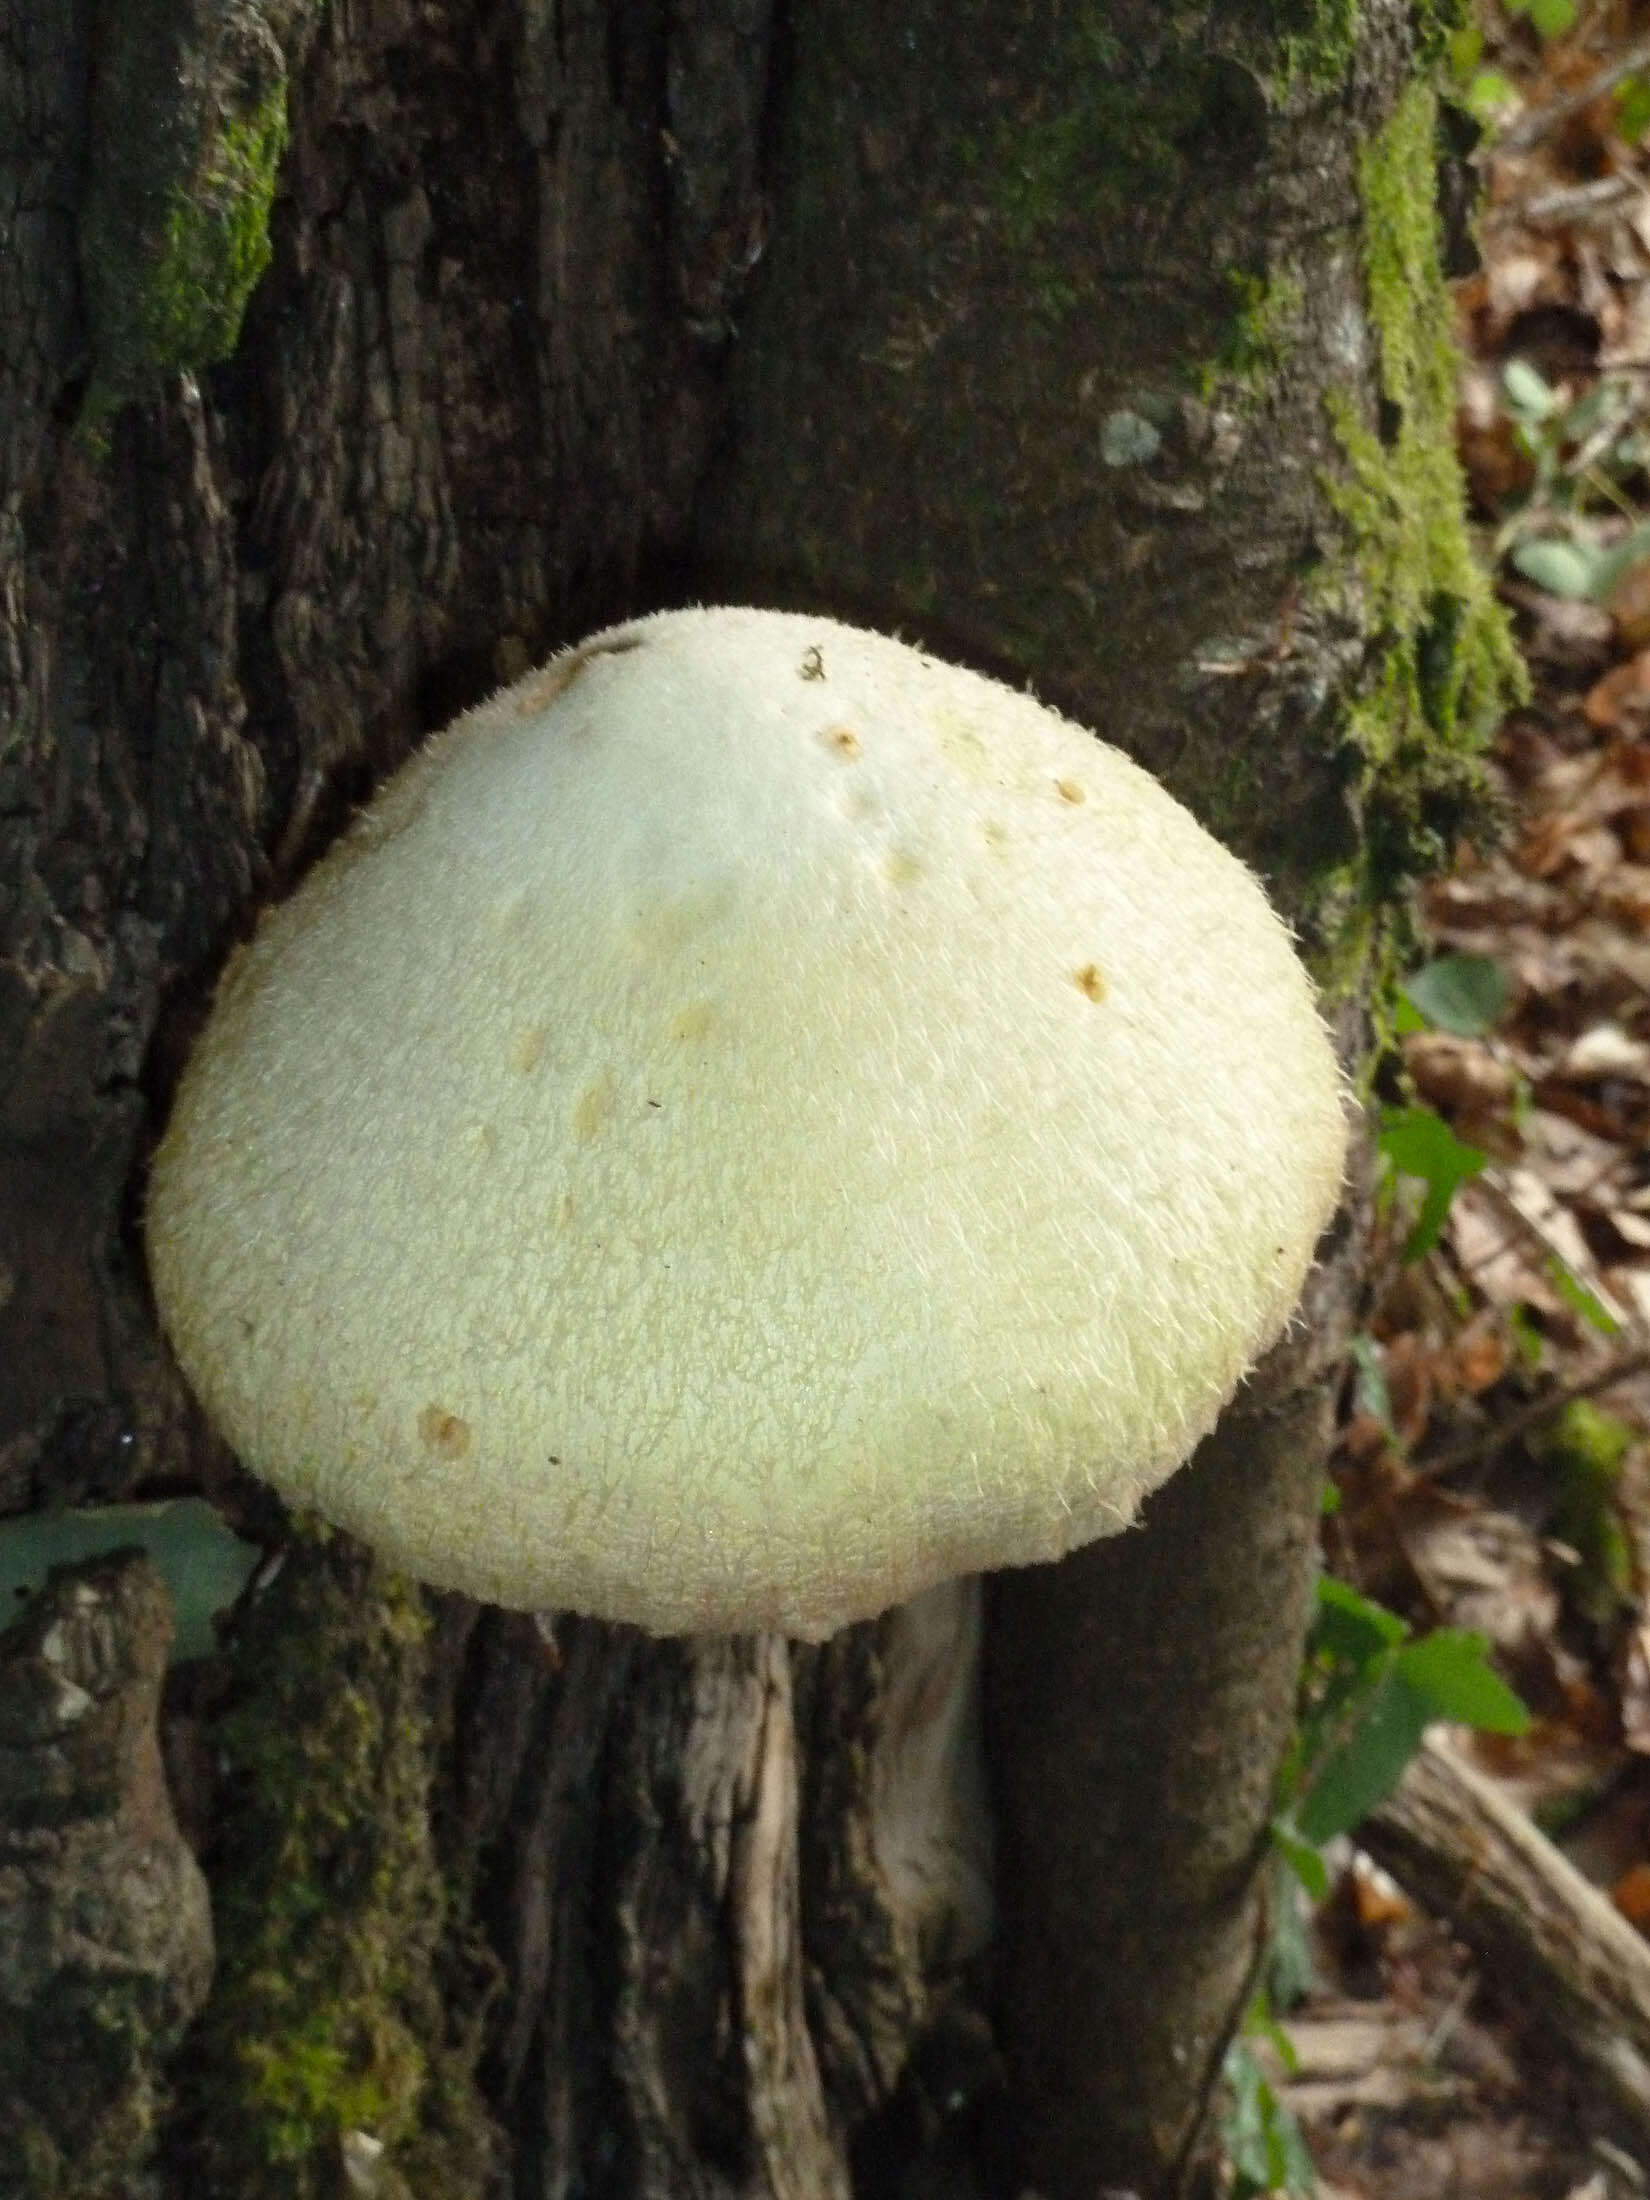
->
[147,607,1346,1640]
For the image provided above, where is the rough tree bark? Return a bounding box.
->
[0,2,1514,2197]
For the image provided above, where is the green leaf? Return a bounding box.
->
[1271,1819,1329,1903]
[1546,1256,1623,1337]
[1264,1856,1319,2007]
[1616,73,1650,145]
[1379,1103,1487,1260]
[1588,521,1650,603]
[1347,1334,1398,1442]
[1298,1635,1528,1842]
[1301,1580,1407,1760]
[1561,381,1615,442]
[1510,536,1601,599]
[1402,953,1510,1037]
[1449,24,1483,74]
[1272,2097,1317,2196]
[0,1499,260,1662]
[1501,356,1559,420]
[1223,2041,1272,2188]
[1512,0,1578,36]
[1314,1572,1407,1663]
[1251,2003,1302,2077]
[1508,1303,1544,1368]
[1296,1666,1431,1843]
[1538,1402,1638,1620]
[1223,2039,1316,2197]
[1534,1397,1636,1484]
[1466,67,1518,122]
[1393,1630,1531,1733]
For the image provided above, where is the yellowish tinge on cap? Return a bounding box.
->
[147,607,1348,1639]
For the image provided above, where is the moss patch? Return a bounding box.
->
[1274,0,1468,90]
[1322,79,1523,909]
[178,1529,494,2199]
[136,90,286,380]
[986,28,1269,278]
[78,0,293,420]
[1205,265,1308,397]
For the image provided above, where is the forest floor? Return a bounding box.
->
[1270,7,1650,2196]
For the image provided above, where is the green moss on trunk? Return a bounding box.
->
[1323,78,1524,914]
[132,93,287,377]
[177,1529,495,2199]
[77,0,298,422]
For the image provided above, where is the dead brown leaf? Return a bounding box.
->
[1584,646,1650,722]
[1611,1858,1650,1930]
[1606,572,1650,652]
[1405,1031,1521,1127]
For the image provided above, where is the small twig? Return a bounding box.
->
[1422,1966,1480,2063]
[1362,1732,1650,2148]
[1459,1166,1646,1349]
[1420,1343,1650,1481]
[1496,32,1650,155]
[1509,174,1646,227]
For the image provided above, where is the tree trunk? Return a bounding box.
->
[0,2,1513,2197]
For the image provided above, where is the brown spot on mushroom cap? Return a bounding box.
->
[147,607,1347,1641]
[571,1073,613,1140]
[417,1405,471,1458]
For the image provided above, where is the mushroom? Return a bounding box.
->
[146,606,1346,1640]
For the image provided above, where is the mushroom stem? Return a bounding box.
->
[869,1578,993,1974]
